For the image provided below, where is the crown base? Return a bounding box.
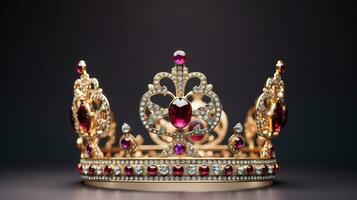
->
[84,180,273,192]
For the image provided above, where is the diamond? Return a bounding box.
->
[159,165,169,175]
[187,165,197,176]
[212,165,222,175]
[234,123,243,133]
[121,123,131,133]
[134,165,143,175]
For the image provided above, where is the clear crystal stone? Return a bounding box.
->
[121,123,131,133]
[234,123,243,133]
[212,165,222,175]
[159,165,169,175]
[187,165,197,175]
[113,166,121,175]
[134,165,143,175]
[238,166,245,175]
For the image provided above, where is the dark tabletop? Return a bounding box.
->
[1,165,356,200]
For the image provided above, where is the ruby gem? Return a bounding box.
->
[147,165,158,176]
[76,65,84,74]
[168,98,192,129]
[199,165,209,176]
[246,165,255,176]
[88,165,95,176]
[224,165,233,176]
[76,164,83,174]
[272,103,287,133]
[172,50,186,65]
[173,165,184,176]
[261,165,269,175]
[77,103,90,132]
[125,166,134,176]
[104,165,112,176]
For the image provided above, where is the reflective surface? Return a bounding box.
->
[1,165,356,200]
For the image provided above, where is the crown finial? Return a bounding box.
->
[76,60,87,74]
[275,60,285,74]
[172,50,186,65]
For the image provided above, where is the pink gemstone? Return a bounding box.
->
[125,166,134,176]
[189,119,205,141]
[147,166,158,176]
[76,164,83,174]
[199,165,209,176]
[233,137,244,149]
[173,165,184,176]
[85,144,92,157]
[77,103,90,132]
[261,165,269,175]
[168,98,192,128]
[224,165,233,176]
[88,165,95,176]
[174,143,186,155]
[246,165,255,175]
[76,65,84,74]
[104,165,112,176]
[120,138,132,150]
[172,50,186,65]
[272,103,288,133]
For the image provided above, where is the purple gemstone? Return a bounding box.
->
[85,144,92,156]
[168,98,192,129]
[246,165,255,175]
[120,138,132,150]
[234,137,244,149]
[174,143,186,155]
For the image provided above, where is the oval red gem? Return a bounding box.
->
[120,138,132,150]
[77,103,90,133]
[272,103,288,133]
[172,50,186,65]
[168,98,192,129]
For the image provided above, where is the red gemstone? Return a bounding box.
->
[168,98,192,128]
[88,165,95,176]
[261,165,269,175]
[120,138,132,150]
[199,165,209,176]
[189,119,205,141]
[224,165,233,176]
[77,103,90,132]
[147,165,158,176]
[272,103,288,133]
[174,143,186,155]
[246,165,255,175]
[273,164,280,174]
[76,65,84,74]
[173,165,184,176]
[104,165,112,176]
[76,164,83,174]
[172,50,186,65]
[125,166,134,176]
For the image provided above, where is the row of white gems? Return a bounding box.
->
[80,164,277,176]
[172,66,189,97]
[82,175,276,182]
[81,158,277,165]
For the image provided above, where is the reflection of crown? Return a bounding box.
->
[70,50,287,191]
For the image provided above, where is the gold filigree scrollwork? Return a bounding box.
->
[71,60,116,159]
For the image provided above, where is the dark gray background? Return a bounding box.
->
[1,0,356,168]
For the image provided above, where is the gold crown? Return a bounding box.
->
[70,50,287,192]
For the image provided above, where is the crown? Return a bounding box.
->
[70,51,287,192]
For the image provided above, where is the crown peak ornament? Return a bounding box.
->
[70,51,287,191]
